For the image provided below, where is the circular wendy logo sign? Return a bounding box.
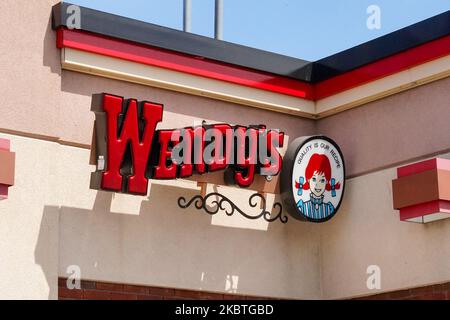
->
[281,136,345,223]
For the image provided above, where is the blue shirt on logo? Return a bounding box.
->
[296,194,335,219]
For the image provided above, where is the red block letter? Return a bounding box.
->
[154,129,178,179]
[101,94,163,195]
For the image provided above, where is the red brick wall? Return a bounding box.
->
[59,278,450,300]
[58,278,273,300]
[355,282,450,300]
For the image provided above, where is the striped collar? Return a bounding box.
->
[310,194,324,206]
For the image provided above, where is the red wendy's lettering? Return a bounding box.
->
[154,129,179,179]
[91,93,284,195]
[101,94,163,194]
[234,126,258,187]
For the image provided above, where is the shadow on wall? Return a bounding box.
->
[43,13,61,76]
[36,183,294,298]
[34,205,59,300]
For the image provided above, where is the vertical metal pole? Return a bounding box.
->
[215,0,223,40]
[183,0,191,32]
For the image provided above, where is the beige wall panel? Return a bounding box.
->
[0,133,59,299]
[2,133,450,300]
[0,131,321,299]
[56,144,321,299]
[0,0,62,139]
[320,157,450,299]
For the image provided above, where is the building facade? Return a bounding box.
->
[0,1,449,300]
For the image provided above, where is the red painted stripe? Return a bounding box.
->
[0,184,8,200]
[0,139,12,200]
[397,158,438,177]
[0,138,10,151]
[397,158,450,177]
[315,35,450,99]
[400,200,450,221]
[57,28,313,99]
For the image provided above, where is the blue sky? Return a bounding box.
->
[67,0,449,61]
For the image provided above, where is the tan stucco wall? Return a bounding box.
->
[0,134,59,299]
[1,0,450,300]
[314,75,450,298]
[57,148,322,298]
[0,0,319,299]
[2,130,449,300]
[320,157,450,299]
[0,0,62,140]
[0,132,322,299]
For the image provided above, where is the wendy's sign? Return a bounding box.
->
[90,93,346,223]
[281,136,345,223]
[90,93,285,195]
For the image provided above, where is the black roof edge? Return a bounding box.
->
[52,2,450,84]
[52,2,313,82]
[311,10,450,83]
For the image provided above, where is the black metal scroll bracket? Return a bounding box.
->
[177,192,288,224]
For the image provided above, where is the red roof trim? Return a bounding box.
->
[56,28,450,101]
[314,35,450,99]
[57,28,314,100]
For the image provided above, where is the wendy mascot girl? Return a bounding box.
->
[295,153,341,219]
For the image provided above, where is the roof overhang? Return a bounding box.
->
[52,3,450,118]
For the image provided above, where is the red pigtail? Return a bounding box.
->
[325,182,341,191]
[295,181,310,190]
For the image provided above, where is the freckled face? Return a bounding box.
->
[309,172,326,197]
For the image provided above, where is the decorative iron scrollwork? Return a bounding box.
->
[177,192,288,224]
